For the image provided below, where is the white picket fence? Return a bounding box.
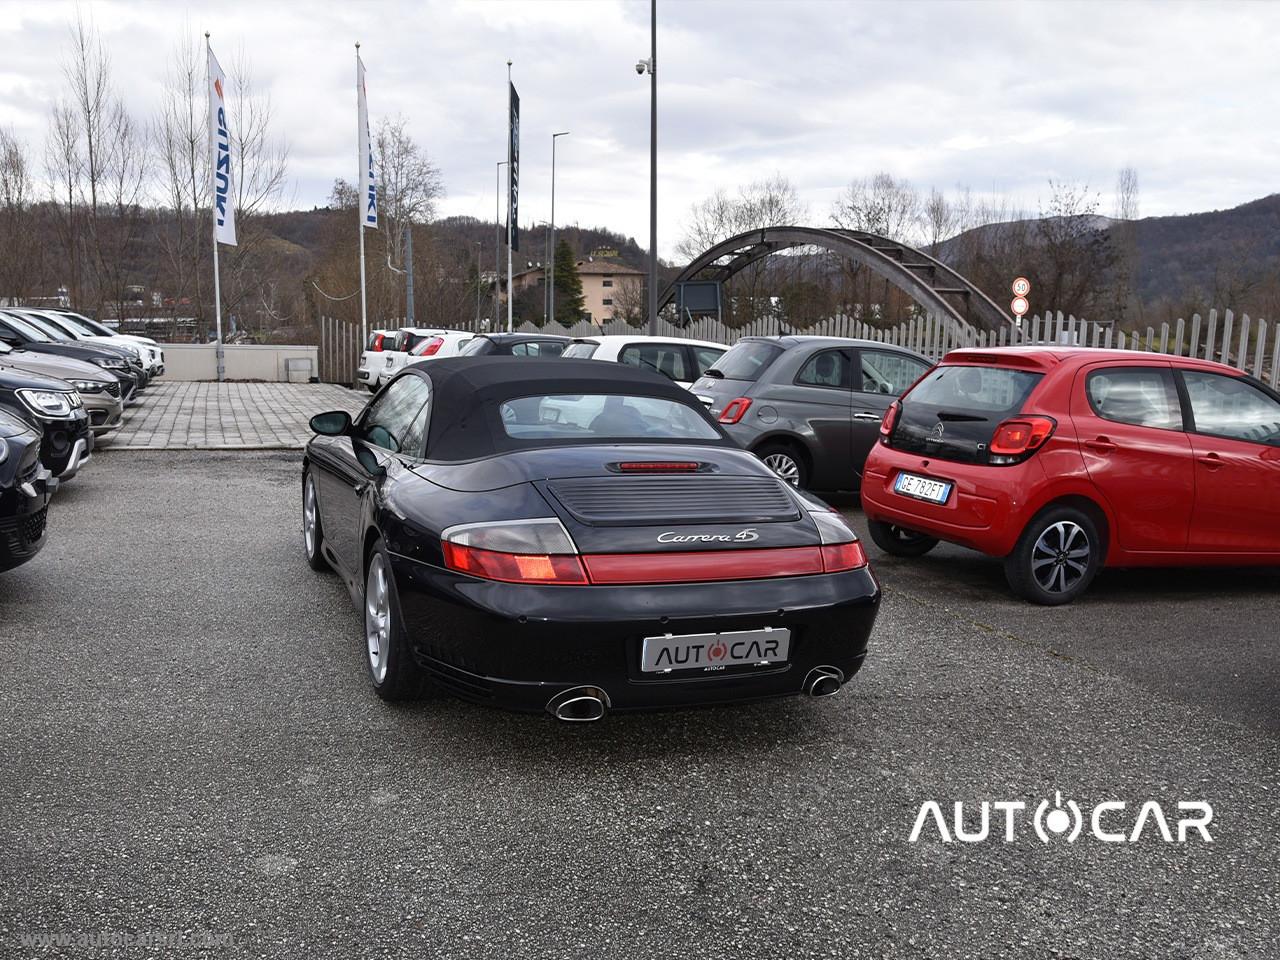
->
[320,306,1278,388]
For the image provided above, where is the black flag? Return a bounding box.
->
[508,82,520,252]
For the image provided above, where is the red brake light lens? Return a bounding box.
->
[820,541,867,573]
[442,542,588,584]
[415,336,445,356]
[880,400,900,441]
[616,461,702,472]
[719,397,752,424]
[989,416,1057,460]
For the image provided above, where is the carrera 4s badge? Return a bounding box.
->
[656,528,760,544]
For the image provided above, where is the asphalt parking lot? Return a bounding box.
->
[1,451,1277,959]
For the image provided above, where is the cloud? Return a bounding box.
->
[2,0,1278,257]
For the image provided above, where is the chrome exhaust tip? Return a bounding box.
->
[804,666,844,698]
[547,686,610,722]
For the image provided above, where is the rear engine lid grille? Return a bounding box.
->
[547,475,800,526]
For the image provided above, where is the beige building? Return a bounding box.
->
[509,256,644,323]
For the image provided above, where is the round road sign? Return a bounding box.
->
[1012,277,1031,297]
[1011,296,1030,316]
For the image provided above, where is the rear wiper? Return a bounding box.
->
[935,411,988,423]
[701,369,724,379]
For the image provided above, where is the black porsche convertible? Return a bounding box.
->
[302,357,880,720]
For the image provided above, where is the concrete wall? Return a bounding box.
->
[161,344,318,382]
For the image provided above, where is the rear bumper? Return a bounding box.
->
[861,446,1041,556]
[391,553,881,713]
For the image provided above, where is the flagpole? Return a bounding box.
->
[506,60,514,334]
[357,42,368,363]
[206,32,224,383]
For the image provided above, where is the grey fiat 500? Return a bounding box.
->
[691,336,931,490]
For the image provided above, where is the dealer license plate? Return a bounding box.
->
[640,627,790,674]
[894,472,952,504]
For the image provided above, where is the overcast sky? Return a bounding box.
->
[1,0,1277,258]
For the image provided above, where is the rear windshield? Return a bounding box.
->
[707,341,783,381]
[562,342,599,359]
[499,394,721,441]
[892,364,1043,464]
[459,338,494,356]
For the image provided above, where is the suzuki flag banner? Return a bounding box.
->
[357,54,378,229]
[207,46,236,246]
[508,81,520,252]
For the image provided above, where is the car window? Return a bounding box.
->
[563,342,598,359]
[499,394,720,440]
[511,340,565,357]
[859,349,929,396]
[619,343,690,382]
[362,375,431,455]
[0,313,52,342]
[795,349,852,389]
[1086,368,1183,430]
[692,345,726,376]
[709,341,783,381]
[459,338,493,356]
[1182,371,1280,445]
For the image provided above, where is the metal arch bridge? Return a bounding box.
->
[657,226,1011,338]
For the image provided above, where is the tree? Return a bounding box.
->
[0,129,38,303]
[375,116,444,272]
[1110,166,1141,326]
[676,173,805,261]
[830,172,921,241]
[552,239,584,325]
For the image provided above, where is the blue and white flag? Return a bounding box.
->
[357,54,378,229]
[208,46,236,246]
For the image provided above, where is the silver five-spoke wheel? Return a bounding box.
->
[1031,520,1090,595]
[303,477,318,557]
[365,554,391,684]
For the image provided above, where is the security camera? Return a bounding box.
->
[635,59,648,75]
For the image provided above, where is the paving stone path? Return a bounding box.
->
[100,382,367,450]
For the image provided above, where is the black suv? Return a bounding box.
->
[0,407,53,572]
[0,366,93,481]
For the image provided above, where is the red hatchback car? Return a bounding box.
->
[861,347,1280,604]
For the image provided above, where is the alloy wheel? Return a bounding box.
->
[763,452,801,486]
[365,554,391,683]
[1031,521,1090,594]
[303,477,318,557]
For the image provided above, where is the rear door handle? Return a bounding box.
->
[1197,453,1224,470]
[1084,437,1117,453]
[852,412,882,422]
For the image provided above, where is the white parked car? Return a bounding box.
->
[375,328,472,388]
[561,335,728,389]
[50,310,165,377]
[356,328,398,392]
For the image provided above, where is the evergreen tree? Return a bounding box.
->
[553,239,585,325]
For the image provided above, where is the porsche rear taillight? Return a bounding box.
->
[808,507,868,573]
[441,518,587,584]
[719,397,752,424]
[988,416,1056,465]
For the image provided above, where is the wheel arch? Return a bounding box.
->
[1026,491,1115,563]
[748,431,816,473]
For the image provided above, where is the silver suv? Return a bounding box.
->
[690,336,931,490]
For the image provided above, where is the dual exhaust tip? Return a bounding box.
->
[546,667,845,722]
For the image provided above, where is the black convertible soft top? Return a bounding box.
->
[416,356,730,461]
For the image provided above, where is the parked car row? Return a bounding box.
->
[0,308,163,573]
[355,326,729,392]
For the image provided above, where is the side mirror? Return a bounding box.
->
[310,410,352,436]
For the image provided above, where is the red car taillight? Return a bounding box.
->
[616,461,702,473]
[989,416,1056,464]
[372,333,386,351]
[441,518,588,584]
[719,397,752,424]
[415,336,445,357]
[879,400,900,445]
[820,540,867,573]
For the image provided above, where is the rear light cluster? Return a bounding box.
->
[719,397,752,424]
[615,461,702,473]
[988,416,1056,465]
[879,400,901,445]
[414,336,445,357]
[440,515,867,586]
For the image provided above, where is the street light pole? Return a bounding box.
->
[646,0,658,335]
[474,240,482,332]
[549,131,569,326]
[494,160,507,327]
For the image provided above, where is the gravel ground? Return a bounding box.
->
[0,451,1276,959]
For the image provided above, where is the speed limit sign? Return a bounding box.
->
[1012,277,1031,297]
[1011,295,1030,317]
